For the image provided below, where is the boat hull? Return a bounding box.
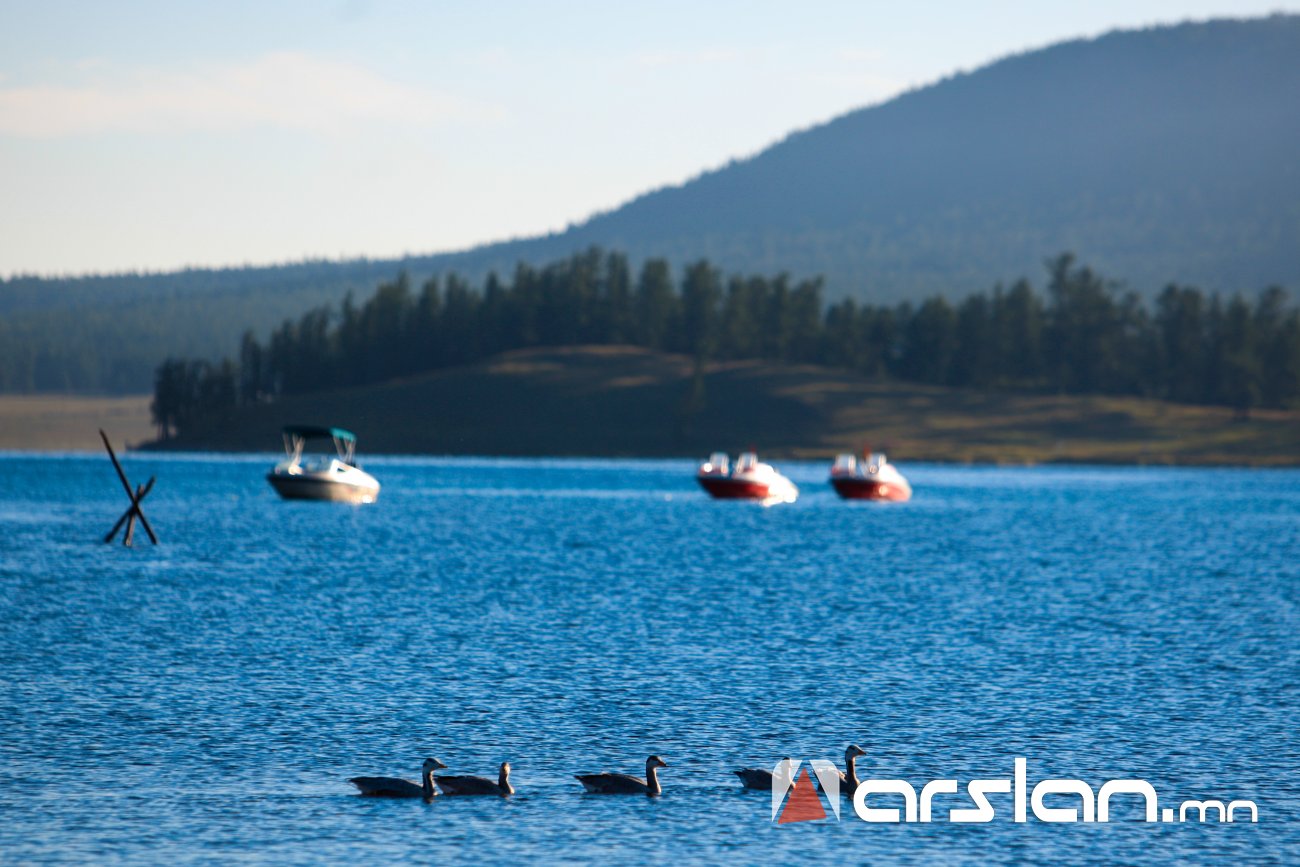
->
[830,477,911,502]
[267,473,380,504]
[697,476,773,500]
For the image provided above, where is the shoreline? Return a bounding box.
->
[4,444,1296,470]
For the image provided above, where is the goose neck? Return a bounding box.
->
[422,769,436,799]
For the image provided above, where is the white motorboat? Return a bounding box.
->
[266,426,380,504]
[829,452,912,501]
[696,451,799,505]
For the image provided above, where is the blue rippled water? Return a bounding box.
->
[0,454,1296,863]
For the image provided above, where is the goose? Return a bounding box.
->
[840,744,866,789]
[819,744,866,791]
[734,758,794,791]
[436,761,515,796]
[349,757,446,798]
[576,755,669,795]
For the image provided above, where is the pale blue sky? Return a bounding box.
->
[1,1,1294,276]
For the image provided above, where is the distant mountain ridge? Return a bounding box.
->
[3,14,1298,392]
[535,13,1300,298]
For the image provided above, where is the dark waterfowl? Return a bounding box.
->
[576,755,669,795]
[816,745,866,792]
[349,757,446,798]
[734,758,794,791]
[838,744,866,790]
[437,761,515,796]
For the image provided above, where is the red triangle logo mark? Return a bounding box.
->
[778,767,828,823]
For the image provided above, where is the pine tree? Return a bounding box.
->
[633,259,676,350]
[680,260,722,362]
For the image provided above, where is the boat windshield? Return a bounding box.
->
[301,455,337,473]
[736,452,758,473]
[706,452,729,474]
[832,453,857,475]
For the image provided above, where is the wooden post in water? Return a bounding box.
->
[99,429,159,546]
[123,481,146,547]
[103,476,155,545]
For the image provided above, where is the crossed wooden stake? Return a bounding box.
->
[100,429,158,547]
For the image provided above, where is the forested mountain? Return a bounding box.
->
[0,259,429,392]
[150,248,1300,443]
[4,15,1298,393]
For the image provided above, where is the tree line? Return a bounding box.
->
[150,248,1300,439]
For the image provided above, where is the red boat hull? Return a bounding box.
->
[697,476,771,500]
[830,477,910,502]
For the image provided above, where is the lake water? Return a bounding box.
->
[0,454,1296,863]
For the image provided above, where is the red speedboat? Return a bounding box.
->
[829,452,912,502]
[696,452,799,504]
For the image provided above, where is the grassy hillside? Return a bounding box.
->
[0,395,153,451]
[146,346,1300,466]
[5,15,1298,394]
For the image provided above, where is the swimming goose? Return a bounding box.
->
[349,757,446,798]
[734,758,794,791]
[436,761,515,796]
[810,745,867,794]
[576,755,668,795]
[833,745,866,790]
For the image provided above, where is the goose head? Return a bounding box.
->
[422,757,448,773]
[846,745,866,761]
[499,761,511,779]
[647,755,669,770]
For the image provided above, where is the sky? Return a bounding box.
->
[1,1,1295,277]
